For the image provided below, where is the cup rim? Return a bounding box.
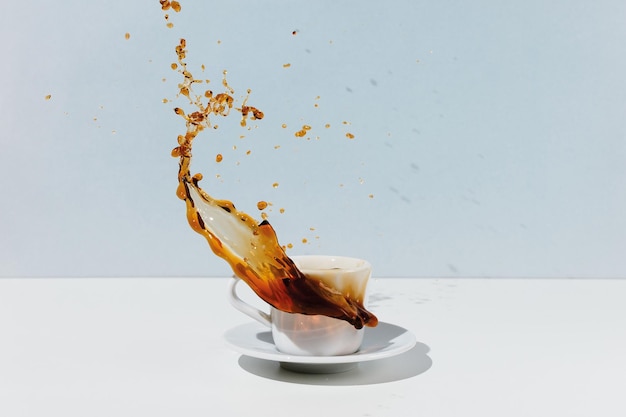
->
[289,255,371,273]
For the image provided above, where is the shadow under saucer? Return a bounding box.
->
[237,341,432,385]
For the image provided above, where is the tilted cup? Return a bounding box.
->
[228,255,372,356]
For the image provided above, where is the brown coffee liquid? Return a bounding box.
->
[165,15,377,329]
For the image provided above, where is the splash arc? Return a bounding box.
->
[169,37,377,329]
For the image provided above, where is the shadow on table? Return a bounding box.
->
[237,340,432,386]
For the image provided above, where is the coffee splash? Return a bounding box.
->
[165,14,377,329]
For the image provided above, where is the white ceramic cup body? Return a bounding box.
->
[228,255,372,356]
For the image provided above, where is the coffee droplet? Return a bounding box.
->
[294,124,312,137]
[215,153,223,163]
[346,132,355,139]
[44,94,52,100]
[160,0,169,11]
[125,32,130,40]
[272,182,279,188]
[257,201,268,210]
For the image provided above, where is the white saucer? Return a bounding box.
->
[223,321,416,373]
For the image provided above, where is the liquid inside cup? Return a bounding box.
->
[292,256,371,305]
[270,309,364,356]
[271,256,371,356]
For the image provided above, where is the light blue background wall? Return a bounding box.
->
[1,0,625,278]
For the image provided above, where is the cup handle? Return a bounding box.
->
[228,277,272,328]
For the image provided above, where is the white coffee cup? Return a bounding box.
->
[228,255,372,356]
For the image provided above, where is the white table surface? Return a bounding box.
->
[1,277,625,417]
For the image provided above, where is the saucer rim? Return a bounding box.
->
[223,321,417,365]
